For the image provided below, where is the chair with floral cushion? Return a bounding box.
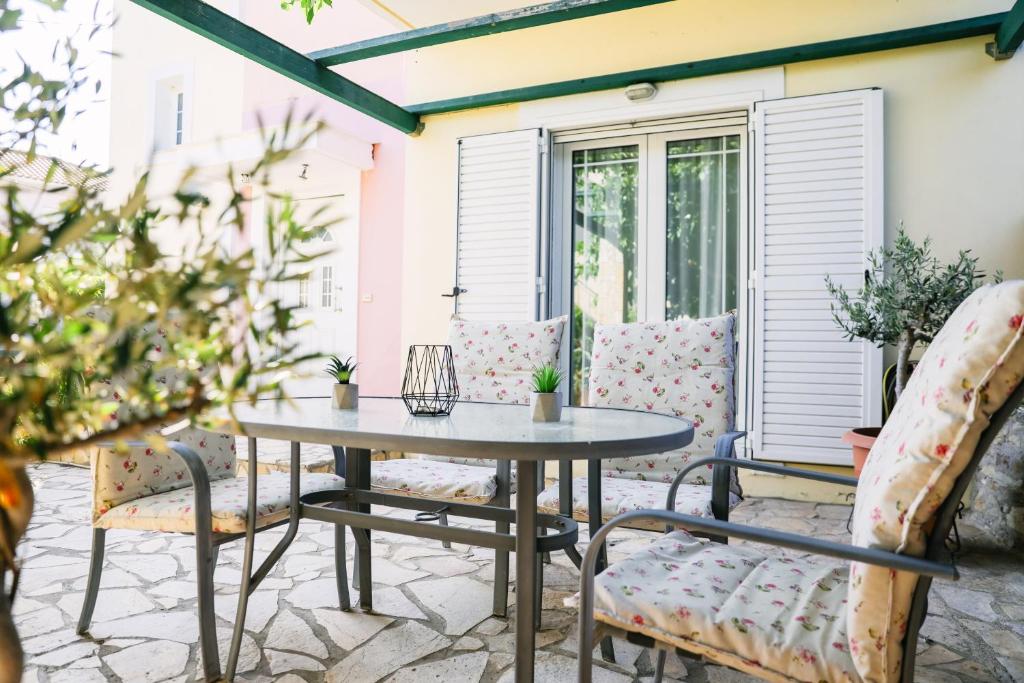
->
[537,313,746,543]
[576,281,1024,683]
[369,315,567,616]
[78,387,347,682]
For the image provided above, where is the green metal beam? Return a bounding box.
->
[408,13,1008,116]
[308,0,674,66]
[129,0,420,134]
[995,0,1024,55]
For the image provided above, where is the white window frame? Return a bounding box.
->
[145,62,194,153]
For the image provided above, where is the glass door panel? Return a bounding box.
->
[664,135,741,320]
[570,143,642,404]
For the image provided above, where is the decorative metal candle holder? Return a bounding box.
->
[401,345,460,416]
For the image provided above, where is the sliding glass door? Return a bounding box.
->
[557,126,744,404]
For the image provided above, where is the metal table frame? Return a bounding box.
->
[216,399,693,682]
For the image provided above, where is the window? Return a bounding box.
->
[558,126,744,404]
[175,92,184,145]
[153,74,185,151]
[298,275,309,308]
[321,266,333,309]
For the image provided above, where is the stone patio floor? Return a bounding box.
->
[14,459,1024,682]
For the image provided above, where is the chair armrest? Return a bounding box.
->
[584,508,956,580]
[710,431,745,521]
[681,455,859,491]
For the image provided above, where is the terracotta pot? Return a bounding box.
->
[0,466,34,683]
[843,427,882,477]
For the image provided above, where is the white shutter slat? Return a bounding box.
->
[456,129,542,323]
[751,89,884,466]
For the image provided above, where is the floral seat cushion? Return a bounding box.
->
[590,530,859,683]
[537,476,740,531]
[422,316,567,468]
[96,472,344,534]
[587,314,737,486]
[370,458,501,504]
[848,281,1024,681]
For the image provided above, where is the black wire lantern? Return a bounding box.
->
[401,345,459,416]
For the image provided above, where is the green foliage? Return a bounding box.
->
[531,364,563,394]
[280,0,333,24]
[326,355,357,384]
[0,2,327,461]
[825,228,993,348]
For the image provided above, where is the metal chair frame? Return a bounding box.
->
[577,379,1024,683]
[77,440,349,682]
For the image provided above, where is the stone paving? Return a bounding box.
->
[14,460,1024,682]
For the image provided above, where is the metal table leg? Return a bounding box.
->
[515,459,538,683]
[348,447,373,610]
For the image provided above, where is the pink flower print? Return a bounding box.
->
[652,385,665,397]
[771,599,785,607]
[631,615,645,626]
[114,482,125,492]
[703,345,711,353]
[870,507,882,523]
[935,443,950,458]
[690,359,700,370]
[644,402,654,410]
[676,607,691,619]
[703,400,713,408]
[832,641,847,652]
[1011,314,1023,329]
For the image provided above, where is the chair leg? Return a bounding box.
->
[438,512,452,550]
[334,521,351,611]
[654,649,667,683]
[76,528,106,634]
[195,535,220,682]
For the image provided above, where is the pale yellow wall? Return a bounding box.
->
[400,0,1024,365]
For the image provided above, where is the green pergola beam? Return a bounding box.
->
[408,13,1008,116]
[129,0,420,134]
[996,0,1024,55]
[308,0,674,66]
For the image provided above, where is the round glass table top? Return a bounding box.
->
[211,397,693,461]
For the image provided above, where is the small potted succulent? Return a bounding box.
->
[327,355,359,409]
[531,363,564,423]
[826,229,993,474]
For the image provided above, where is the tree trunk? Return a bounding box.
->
[895,329,914,400]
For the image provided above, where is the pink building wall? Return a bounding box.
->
[242,1,407,395]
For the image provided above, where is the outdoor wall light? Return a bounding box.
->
[625,82,657,102]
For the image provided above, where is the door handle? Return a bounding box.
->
[442,286,467,298]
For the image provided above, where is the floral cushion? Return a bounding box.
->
[370,458,500,504]
[96,472,344,534]
[422,315,567,468]
[590,530,859,683]
[91,425,237,521]
[536,476,740,531]
[588,314,737,487]
[848,281,1024,682]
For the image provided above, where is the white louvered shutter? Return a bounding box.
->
[455,129,543,322]
[750,89,884,465]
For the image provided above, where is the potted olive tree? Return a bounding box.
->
[826,228,994,474]
[531,364,564,422]
[327,355,359,409]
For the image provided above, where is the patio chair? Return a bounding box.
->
[537,313,745,541]
[78,390,347,681]
[369,315,567,616]
[576,280,1024,683]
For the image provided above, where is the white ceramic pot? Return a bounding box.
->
[332,383,358,410]
[531,392,563,422]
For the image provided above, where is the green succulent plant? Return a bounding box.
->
[326,355,358,384]
[531,364,563,394]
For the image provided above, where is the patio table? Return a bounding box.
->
[211,396,693,682]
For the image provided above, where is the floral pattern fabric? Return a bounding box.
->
[96,472,344,534]
[848,281,1024,682]
[420,315,567,469]
[536,476,740,531]
[591,530,859,683]
[587,314,736,486]
[370,458,500,504]
[91,425,237,520]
